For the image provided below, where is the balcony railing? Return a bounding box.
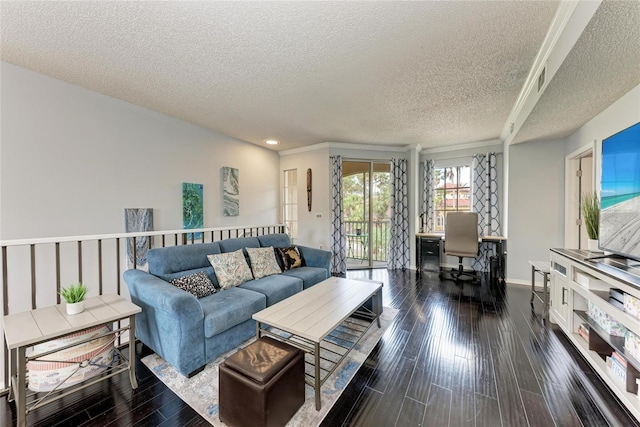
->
[344,220,390,262]
[0,224,285,392]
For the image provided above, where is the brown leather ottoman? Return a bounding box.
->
[219,336,305,427]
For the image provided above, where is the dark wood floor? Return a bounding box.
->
[2,270,639,426]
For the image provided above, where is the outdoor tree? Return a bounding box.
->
[341,171,391,261]
[372,172,390,221]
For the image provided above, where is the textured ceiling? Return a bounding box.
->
[2,0,620,152]
[514,0,640,144]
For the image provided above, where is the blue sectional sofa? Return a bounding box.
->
[123,233,331,376]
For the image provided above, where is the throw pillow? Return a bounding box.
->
[247,246,282,279]
[276,246,305,271]
[170,271,217,298]
[207,249,254,290]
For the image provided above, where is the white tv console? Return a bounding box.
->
[550,248,640,421]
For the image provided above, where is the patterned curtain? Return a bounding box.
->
[330,155,346,275]
[472,152,500,271]
[422,159,435,232]
[388,158,409,270]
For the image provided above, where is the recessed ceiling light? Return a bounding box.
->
[264,139,280,145]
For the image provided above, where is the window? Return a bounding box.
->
[433,165,471,232]
[282,169,298,239]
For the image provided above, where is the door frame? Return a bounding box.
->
[342,159,390,268]
[565,142,596,249]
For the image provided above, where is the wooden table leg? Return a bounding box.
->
[530,265,535,305]
[7,347,15,403]
[128,316,138,389]
[375,290,382,328]
[16,346,26,427]
[315,341,321,410]
[543,272,550,321]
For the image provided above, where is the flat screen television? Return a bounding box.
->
[599,121,640,261]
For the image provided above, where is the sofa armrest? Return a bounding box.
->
[297,246,331,272]
[123,269,206,376]
[123,269,203,323]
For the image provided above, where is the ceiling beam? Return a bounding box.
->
[501,0,602,146]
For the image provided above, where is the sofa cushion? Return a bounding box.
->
[257,233,291,248]
[201,287,266,338]
[148,242,221,275]
[208,249,254,290]
[239,275,303,306]
[276,246,305,270]
[247,247,282,279]
[170,271,217,298]
[282,267,329,289]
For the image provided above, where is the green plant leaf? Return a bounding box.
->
[59,283,88,303]
[581,192,600,240]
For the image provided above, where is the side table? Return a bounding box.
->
[3,294,141,427]
[529,260,551,320]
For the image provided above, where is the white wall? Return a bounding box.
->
[0,63,280,240]
[279,146,331,248]
[507,139,566,282]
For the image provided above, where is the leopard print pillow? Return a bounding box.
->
[170,271,217,298]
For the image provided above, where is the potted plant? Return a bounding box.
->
[581,192,600,252]
[60,283,88,315]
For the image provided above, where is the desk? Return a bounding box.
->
[415,233,507,280]
[3,294,141,427]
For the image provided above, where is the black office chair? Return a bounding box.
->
[440,212,480,282]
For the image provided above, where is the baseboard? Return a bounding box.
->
[506,278,529,287]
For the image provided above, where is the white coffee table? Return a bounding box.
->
[252,277,383,410]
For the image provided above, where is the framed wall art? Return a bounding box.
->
[124,208,153,269]
[183,182,203,238]
[222,167,239,216]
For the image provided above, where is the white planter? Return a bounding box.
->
[66,300,85,315]
[588,239,601,252]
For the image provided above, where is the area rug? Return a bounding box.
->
[142,307,398,426]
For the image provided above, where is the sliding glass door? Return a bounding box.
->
[341,160,390,268]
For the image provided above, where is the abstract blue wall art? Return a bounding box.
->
[125,208,153,269]
[183,182,204,239]
[222,167,239,216]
